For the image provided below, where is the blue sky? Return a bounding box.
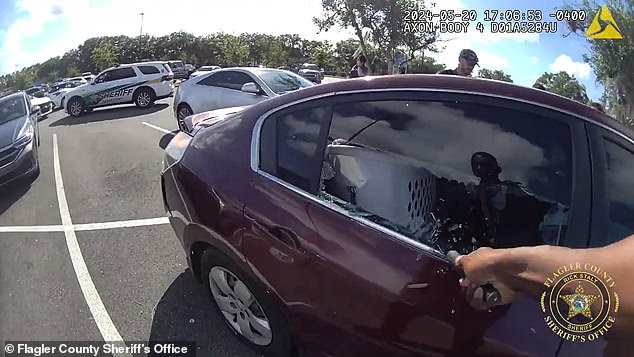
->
[0,0,608,100]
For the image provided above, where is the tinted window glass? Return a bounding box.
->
[260,107,328,193]
[198,71,253,90]
[323,99,573,253]
[138,65,160,74]
[601,138,634,243]
[0,96,27,124]
[108,67,136,81]
[198,72,225,86]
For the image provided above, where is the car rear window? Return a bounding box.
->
[138,65,160,75]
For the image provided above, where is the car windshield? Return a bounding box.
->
[303,64,319,70]
[257,71,314,94]
[169,62,184,68]
[0,96,26,125]
[199,66,215,71]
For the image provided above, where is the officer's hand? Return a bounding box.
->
[455,247,518,309]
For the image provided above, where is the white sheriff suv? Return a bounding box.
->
[65,62,174,117]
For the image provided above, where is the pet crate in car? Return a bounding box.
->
[326,144,437,233]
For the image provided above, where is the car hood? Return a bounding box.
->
[184,105,250,134]
[0,115,27,147]
[30,97,52,105]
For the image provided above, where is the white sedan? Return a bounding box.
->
[173,67,314,131]
[189,65,221,78]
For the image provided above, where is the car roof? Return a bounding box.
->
[124,61,167,66]
[247,74,634,142]
[218,67,290,75]
[0,91,24,102]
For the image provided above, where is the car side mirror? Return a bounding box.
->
[241,82,260,94]
[90,80,96,85]
[31,105,40,114]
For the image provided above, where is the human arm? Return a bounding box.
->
[456,235,634,336]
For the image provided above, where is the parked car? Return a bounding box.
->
[161,74,634,357]
[173,67,313,131]
[0,91,40,185]
[67,76,89,86]
[298,63,323,83]
[48,81,78,109]
[24,87,46,98]
[64,61,174,117]
[29,95,53,119]
[81,72,95,81]
[189,65,221,78]
[185,63,195,75]
[168,60,189,80]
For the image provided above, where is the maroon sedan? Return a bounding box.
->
[161,75,634,357]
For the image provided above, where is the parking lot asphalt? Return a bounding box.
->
[0,98,259,356]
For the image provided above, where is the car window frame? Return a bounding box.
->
[252,89,592,250]
[107,67,137,81]
[587,122,634,247]
[197,70,257,91]
[94,70,112,83]
[258,98,334,194]
[138,65,160,75]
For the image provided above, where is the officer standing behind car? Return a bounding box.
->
[437,49,479,76]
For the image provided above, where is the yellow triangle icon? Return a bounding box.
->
[585,5,623,39]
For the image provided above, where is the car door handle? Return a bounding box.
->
[268,226,300,249]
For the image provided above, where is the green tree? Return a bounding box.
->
[536,71,589,102]
[478,68,514,82]
[407,56,445,74]
[218,35,249,66]
[561,0,633,125]
[311,43,335,71]
[91,44,119,71]
[314,0,436,73]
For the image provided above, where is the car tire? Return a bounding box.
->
[28,143,40,181]
[201,248,293,357]
[67,97,85,117]
[176,103,193,132]
[134,88,155,108]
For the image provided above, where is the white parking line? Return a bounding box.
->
[74,217,169,231]
[142,122,171,134]
[0,225,64,232]
[53,134,132,356]
[0,217,170,233]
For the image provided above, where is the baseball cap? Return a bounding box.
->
[460,49,479,66]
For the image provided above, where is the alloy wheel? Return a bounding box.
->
[70,101,82,116]
[137,92,151,107]
[208,266,273,346]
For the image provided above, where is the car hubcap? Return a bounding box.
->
[70,102,81,115]
[138,92,151,107]
[208,267,272,345]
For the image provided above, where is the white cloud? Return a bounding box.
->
[549,54,591,79]
[430,33,510,71]
[0,0,356,74]
[529,56,539,64]
[0,0,541,76]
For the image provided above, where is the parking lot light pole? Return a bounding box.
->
[139,12,144,37]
